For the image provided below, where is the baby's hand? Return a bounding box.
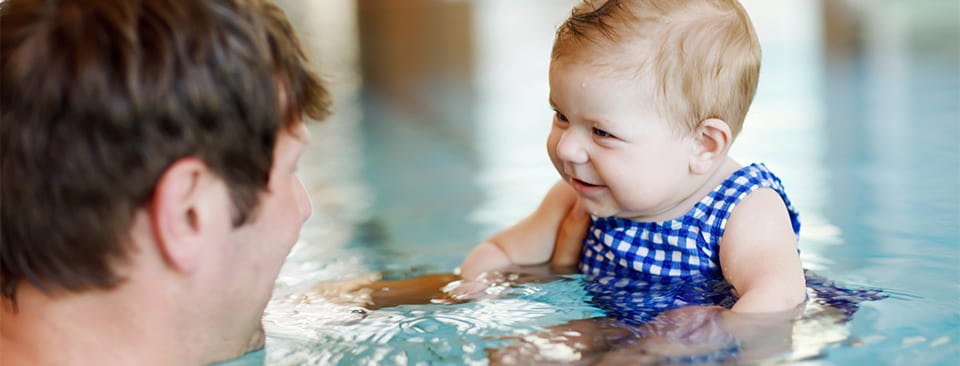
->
[441,272,511,302]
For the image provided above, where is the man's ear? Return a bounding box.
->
[689,118,732,174]
[150,158,224,273]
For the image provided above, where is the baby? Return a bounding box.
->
[460,0,806,314]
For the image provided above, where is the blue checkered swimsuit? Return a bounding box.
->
[578,163,801,325]
[579,163,801,286]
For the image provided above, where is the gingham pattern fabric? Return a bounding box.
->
[584,274,738,324]
[579,163,800,285]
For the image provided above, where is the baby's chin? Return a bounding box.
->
[577,199,621,219]
[589,205,653,221]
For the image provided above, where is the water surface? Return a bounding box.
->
[259,1,959,364]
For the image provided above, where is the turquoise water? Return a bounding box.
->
[255,1,959,364]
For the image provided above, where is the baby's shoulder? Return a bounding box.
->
[719,163,801,238]
[699,162,799,230]
[707,163,789,205]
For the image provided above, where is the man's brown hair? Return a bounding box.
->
[0,0,331,301]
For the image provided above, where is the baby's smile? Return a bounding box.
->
[569,177,606,196]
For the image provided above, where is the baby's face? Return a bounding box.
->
[546,60,702,222]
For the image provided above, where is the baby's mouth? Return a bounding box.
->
[572,178,602,187]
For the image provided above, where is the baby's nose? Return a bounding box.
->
[555,130,589,164]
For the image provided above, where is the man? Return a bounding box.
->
[0,0,330,364]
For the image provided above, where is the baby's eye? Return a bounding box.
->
[593,127,612,138]
[553,110,568,122]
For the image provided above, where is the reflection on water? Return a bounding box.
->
[263,269,885,365]
[264,0,959,364]
[265,272,603,365]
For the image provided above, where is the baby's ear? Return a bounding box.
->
[689,118,732,174]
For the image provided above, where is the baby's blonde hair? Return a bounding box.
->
[552,0,760,138]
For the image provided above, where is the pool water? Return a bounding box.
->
[254,0,959,364]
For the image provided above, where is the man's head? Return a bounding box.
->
[550,0,760,138]
[1,0,330,304]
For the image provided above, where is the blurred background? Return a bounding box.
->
[266,0,958,364]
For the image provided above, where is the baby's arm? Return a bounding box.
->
[460,180,579,280]
[550,196,590,271]
[720,188,807,313]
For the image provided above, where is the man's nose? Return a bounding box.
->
[295,178,312,222]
